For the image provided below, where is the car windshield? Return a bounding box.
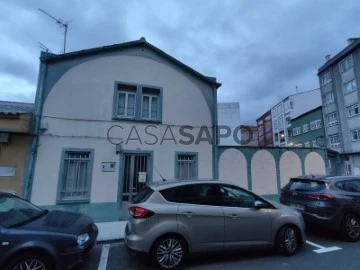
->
[288,179,325,192]
[0,194,44,228]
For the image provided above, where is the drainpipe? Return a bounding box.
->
[23,59,47,200]
[212,84,218,179]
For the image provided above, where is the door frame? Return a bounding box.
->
[117,150,154,204]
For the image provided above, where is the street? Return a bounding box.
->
[76,227,360,270]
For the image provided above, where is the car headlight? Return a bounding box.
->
[77,233,90,245]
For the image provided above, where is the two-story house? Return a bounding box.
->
[24,38,221,222]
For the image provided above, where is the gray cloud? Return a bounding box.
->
[1,0,360,123]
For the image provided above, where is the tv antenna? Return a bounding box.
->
[38,8,70,54]
[38,42,53,53]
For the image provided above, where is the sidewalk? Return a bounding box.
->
[95,221,127,242]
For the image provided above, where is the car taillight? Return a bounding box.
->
[308,193,335,200]
[129,206,154,219]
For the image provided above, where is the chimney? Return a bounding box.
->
[325,54,331,61]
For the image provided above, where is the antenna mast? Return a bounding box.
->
[38,8,69,54]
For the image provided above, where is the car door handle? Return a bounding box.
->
[182,211,193,217]
[228,214,238,219]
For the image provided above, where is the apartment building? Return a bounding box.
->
[257,110,273,147]
[317,38,360,176]
[271,89,322,147]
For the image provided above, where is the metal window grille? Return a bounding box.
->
[61,152,90,200]
[176,154,196,179]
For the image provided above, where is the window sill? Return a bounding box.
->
[56,199,90,205]
[112,117,162,124]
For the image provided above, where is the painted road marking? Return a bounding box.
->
[306,240,341,253]
[98,244,110,270]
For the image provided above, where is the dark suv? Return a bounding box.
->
[280,175,360,241]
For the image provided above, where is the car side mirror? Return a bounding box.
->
[254,200,266,209]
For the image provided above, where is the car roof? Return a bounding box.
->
[291,175,360,182]
[147,179,237,191]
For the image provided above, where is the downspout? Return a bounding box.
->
[212,84,218,179]
[23,59,47,200]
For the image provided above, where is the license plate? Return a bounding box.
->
[289,203,304,211]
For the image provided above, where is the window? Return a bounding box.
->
[58,150,94,202]
[113,82,162,122]
[277,105,283,115]
[321,71,332,86]
[336,180,360,192]
[257,120,263,125]
[310,119,322,130]
[326,112,338,127]
[312,140,317,148]
[142,88,159,119]
[324,92,335,106]
[116,86,136,117]
[339,55,353,73]
[343,79,357,94]
[275,133,279,141]
[279,131,285,142]
[220,185,260,208]
[328,134,340,147]
[302,124,309,133]
[273,119,278,130]
[278,116,284,128]
[175,153,198,179]
[286,117,291,125]
[293,127,301,136]
[304,141,310,147]
[347,104,359,117]
[345,164,352,176]
[351,128,360,141]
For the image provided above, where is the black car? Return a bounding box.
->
[0,192,98,270]
[280,175,360,241]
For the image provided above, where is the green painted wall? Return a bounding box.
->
[291,107,325,147]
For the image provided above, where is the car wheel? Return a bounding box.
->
[151,235,187,270]
[276,225,299,256]
[342,214,360,242]
[5,252,52,270]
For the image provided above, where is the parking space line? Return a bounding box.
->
[98,244,110,270]
[306,240,341,253]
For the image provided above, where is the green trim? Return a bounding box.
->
[56,148,95,204]
[112,81,163,123]
[39,202,120,222]
[40,39,221,89]
[174,151,199,179]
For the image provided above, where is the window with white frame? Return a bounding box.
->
[114,82,162,122]
[312,140,317,148]
[116,86,136,117]
[326,112,338,127]
[347,104,359,117]
[324,92,335,106]
[310,119,322,130]
[304,141,310,148]
[59,150,93,202]
[293,127,301,136]
[303,123,309,133]
[329,134,341,147]
[175,153,198,179]
[321,71,332,86]
[351,128,360,141]
[278,116,284,128]
[343,79,357,95]
[339,55,353,73]
[277,105,283,115]
[142,88,159,119]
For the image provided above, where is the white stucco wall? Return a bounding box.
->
[304,152,326,175]
[218,148,247,188]
[279,151,302,189]
[251,150,277,194]
[31,54,214,205]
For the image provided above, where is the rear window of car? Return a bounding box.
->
[132,186,154,203]
[288,178,325,192]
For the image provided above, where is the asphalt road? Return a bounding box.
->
[76,227,360,270]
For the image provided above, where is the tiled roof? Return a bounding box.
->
[0,100,34,115]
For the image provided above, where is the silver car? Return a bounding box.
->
[124,180,306,269]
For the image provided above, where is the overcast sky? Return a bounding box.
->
[0,0,359,123]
